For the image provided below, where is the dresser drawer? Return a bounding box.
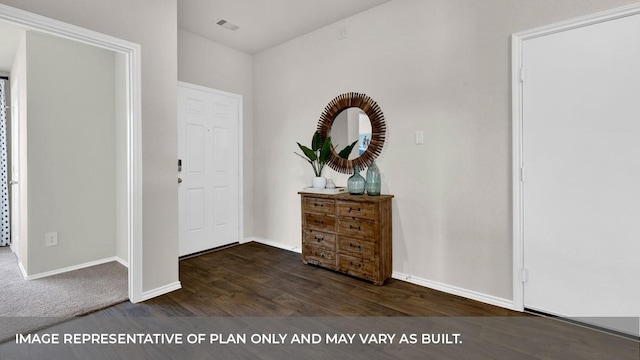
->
[337,236,375,258]
[337,217,376,239]
[303,197,335,215]
[303,229,336,250]
[303,245,336,268]
[304,213,335,232]
[337,201,376,220]
[337,254,375,279]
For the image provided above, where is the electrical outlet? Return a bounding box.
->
[45,232,58,247]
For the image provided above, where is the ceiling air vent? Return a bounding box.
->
[216,19,240,31]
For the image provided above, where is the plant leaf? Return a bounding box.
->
[311,132,322,151]
[337,140,358,159]
[297,142,317,161]
[319,136,332,163]
[294,152,314,165]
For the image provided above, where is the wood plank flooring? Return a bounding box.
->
[106,242,519,318]
[1,242,637,359]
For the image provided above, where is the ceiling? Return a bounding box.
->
[1,1,391,71]
[178,0,392,54]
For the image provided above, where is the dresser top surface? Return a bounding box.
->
[298,191,394,201]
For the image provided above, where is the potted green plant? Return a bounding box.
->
[295,132,357,189]
[295,132,331,188]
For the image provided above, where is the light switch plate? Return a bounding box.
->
[415,131,424,145]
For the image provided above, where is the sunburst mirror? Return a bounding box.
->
[317,92,386,173]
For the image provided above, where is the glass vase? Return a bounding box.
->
[347,165,365,195]
[365,160,381,196]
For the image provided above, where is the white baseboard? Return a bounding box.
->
[115,257,129,268]
[242,237,517,311]
[243,237,301,253]
[22,256,128,280]
[138,281,182,302]
[18,261,28,279]
[392,271,517,311]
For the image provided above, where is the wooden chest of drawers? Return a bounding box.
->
[299,192,394,285]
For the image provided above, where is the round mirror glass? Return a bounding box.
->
[330,107,372,160]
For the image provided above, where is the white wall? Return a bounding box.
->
[1,0,179,292]
[252,0,639,301]
[178,29,254,237]
[25,31,116,274]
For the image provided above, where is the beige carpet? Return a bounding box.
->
[0,247,128,342]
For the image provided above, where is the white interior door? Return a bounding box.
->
[178,83,240,257]
[521,13,640,336]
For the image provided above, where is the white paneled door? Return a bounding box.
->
[178,83,241,256]
[518,11,640,336]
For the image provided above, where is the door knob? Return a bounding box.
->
[178,178,183,184]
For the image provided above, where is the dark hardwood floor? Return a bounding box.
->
[106,242,519,318]
[2,242,635,359]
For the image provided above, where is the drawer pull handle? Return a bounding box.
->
[349,243,362,250]
[314,203,324,207]
[349,225,361,230]
[314,220,325,225]
[348,207,362,212]
[315,236,323,242]
[349,261,363,268]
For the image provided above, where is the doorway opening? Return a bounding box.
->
[0,4,142,302]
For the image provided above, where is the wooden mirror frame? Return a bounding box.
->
[317,92,386,174]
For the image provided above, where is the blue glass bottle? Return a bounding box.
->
[365,160,381,196]
[347,165,365,195]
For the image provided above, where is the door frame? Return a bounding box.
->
[177,81,244,250]
[0,4,144,302]
[511,3,640,311]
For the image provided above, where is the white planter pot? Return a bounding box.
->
[312,176,327,189]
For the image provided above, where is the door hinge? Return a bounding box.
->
[519,67,526,83]
[521,268,528,283]
[520,167,525,183]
